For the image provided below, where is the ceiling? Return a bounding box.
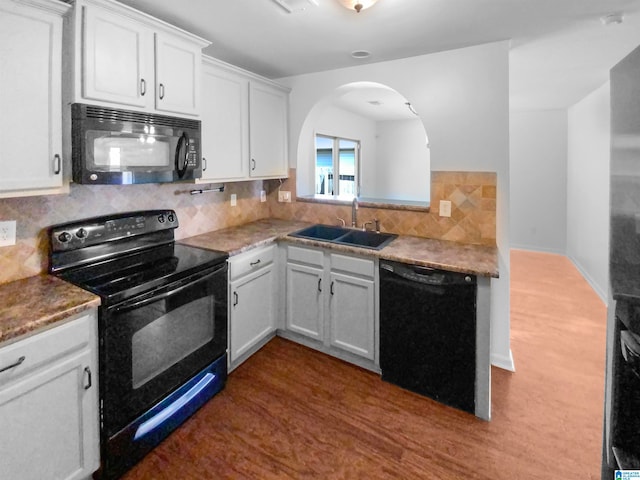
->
[118,0,640,111]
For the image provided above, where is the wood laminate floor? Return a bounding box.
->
[122,250,607,479]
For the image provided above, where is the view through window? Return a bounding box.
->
[315,134,358,197]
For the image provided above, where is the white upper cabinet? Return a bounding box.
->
[249,81,289,178]
[82,4,153,109]
[200,58,249,182]
[0,0,68,197]
[155,32,202,116]
[69,0,209,116]
[199,56,289,183]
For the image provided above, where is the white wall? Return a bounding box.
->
[567,82,610,302]
[373,118,430,202]
[278,41,514,370]
[510,110,568,254]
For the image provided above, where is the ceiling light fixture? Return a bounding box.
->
[601,12,624,25]
[337,0,379,13]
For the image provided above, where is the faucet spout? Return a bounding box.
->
[351,197,358,228]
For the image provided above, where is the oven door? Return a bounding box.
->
[102,262,227,437]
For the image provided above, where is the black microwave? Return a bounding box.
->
[71,103,202,185]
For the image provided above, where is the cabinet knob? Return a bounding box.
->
[251,158,256,171]
[233,291,239,306]
[202,157,207,171]
[140,78,146,96]
[159,83,165,100]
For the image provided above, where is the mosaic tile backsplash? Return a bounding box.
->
[0,170,496,284]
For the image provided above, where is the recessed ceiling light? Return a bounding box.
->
[368,100,382,106]
[351,50,371,59]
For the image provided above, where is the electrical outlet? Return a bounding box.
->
[230,194,237,207]
[439,200,452,217]
[0,220,16,247]
[260,190,267,202]
[278,190,291,203]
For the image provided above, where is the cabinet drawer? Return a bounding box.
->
[0,314,92,384]
[331,253,374,278]
[287,245,324,267]
[229,244,276,281]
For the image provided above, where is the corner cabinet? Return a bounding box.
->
[68,0,209,116]
[284,244,378,370]
[0,311,99,480]
[199,56,289,183]
[0,0,68,198]
[228,244,278,371]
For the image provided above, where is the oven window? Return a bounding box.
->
[88,131,173,171]
[131,296,215,389]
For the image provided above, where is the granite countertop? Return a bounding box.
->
[0,275,101,347]
[180,218,499,278]
[0,218,498,348]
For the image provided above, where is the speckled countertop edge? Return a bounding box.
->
[0,275,101,347]
[179,218,499,278]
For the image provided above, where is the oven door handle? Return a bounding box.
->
[112,263,227,313]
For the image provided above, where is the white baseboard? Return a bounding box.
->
[510,244,566,255]
[566,254,608,306]
[491,349,515,372]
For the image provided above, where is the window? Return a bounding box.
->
[315,134,359,197]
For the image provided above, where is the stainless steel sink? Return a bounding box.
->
[289,224,397,250]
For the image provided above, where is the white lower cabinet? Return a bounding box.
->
[0,311,99,480]
[284,245,377,367]
[228,244,277,371]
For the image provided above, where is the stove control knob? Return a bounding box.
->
[167,213,175,223]
[158,214,165,223]
[58,231,72,243]
[76,228,88,239]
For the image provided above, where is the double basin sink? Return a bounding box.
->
[288,224,397,250]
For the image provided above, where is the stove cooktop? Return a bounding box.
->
[57,243,227,305]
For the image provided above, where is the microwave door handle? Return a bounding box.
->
[175,132,189,178]
[112,264,225,313]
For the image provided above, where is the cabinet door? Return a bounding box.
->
[329,272,375,360]
[83,4,153,108]
[286,262,324,340]
[230,264,275,363]
[249,82,288,178]
[0,349,98,480]
[0,0,64,193]
[200,64,249,181]
[155,32,201,116]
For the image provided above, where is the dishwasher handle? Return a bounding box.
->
[380,260,476,286]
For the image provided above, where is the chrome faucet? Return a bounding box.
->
[351,197,358,228]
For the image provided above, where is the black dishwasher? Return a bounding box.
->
[379,260,477,414]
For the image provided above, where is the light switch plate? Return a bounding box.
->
[230,194,237,207]
[0,220,17,247]
[278,190,291,203]
[439,200,452,217]
[260,190,267,202]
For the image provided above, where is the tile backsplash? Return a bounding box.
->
[0,170,496,284]
[0,181,268,284]
[268,169,496,246]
